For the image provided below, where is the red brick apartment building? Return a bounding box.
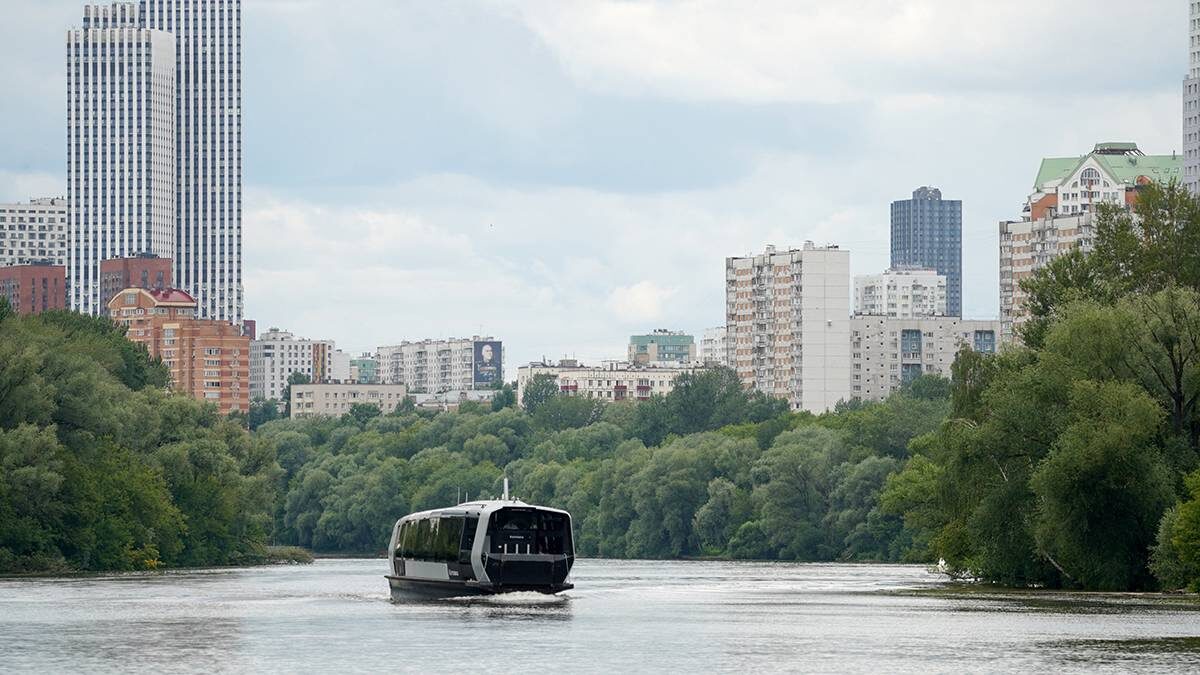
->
[107,287,249,415]
[0,264,66,315]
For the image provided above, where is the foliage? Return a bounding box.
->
[0,311,279,573]
[521,374,560,414]
[1151,471,1200,591]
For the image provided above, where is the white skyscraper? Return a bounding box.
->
[142,0,244,323]
[67,4,177,315]
[1186,0,1200,195]
[67,1,243,321]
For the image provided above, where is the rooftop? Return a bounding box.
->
[1034,142,1181,190]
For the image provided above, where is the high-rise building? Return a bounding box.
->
[108,286,248,415]
[249,328,338,401]
[0,264,67,315]
[99,253,173,308]
[726,243,851,413]
[377,337,503,393]
[67,1,243,322]
[628,330,696,364]
[700,326,729,368]
[0,199,68,268]
[999,143,1181,342]
[67,6,177,315]
[1186,0,1200,195]
[850,316,999,402]
[891,187,962,317]
[854,268,947,318]
[141,0,243,323]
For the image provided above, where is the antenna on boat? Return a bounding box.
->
[502,476,510,501]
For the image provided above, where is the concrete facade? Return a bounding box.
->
[891,187,962,317]
[0,199,68,268]
[700,326,729,368]
[377,337,501,393]
[854,268,947,318]
[1187,0,1200,195]
[517,360,703,405]
[726,243,851,413]
[850,316,1000,402]
[290,383,409,419]
[249,328,338,401]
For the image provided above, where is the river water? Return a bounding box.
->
[1,559,1198,673]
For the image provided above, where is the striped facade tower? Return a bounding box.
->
[67,3,177,315]
[67,1,243,323]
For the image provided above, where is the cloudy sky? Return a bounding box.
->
[0,0,1186,366]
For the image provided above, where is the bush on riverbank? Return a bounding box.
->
[0,302,281,573]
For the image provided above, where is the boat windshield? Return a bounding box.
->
[489,508,572,555]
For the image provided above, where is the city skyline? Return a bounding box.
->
[0,0,1187,366]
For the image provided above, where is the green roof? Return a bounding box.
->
[1034,144,1181,190]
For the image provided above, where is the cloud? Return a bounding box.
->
[607,282,678,324]
[503,0,1181,104]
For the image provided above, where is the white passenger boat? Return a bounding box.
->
[385,482,575,600]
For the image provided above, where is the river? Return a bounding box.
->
[1,559,1197,673]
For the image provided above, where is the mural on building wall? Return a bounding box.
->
[473,341,502,386]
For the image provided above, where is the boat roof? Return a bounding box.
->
[395,499,570,525]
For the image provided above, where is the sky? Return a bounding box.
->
[0,0,1187,367]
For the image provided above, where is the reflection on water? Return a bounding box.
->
[1,559,1198,673]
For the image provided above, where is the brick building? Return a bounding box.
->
[108,287,249,415]
[0,264,67,315]
[99,254,173,308]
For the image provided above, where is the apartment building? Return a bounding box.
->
[377,337,502,393]
[700,326,729,368]
[1186,0,1200,194]
[850,316,1000,402]
[629,330,697,364]
[726,243,851,413]
[108,287,248,415]
[0,264,66,315]
[99,254,173,309]
[999,143,1181,342]
[516,360,703,405]
[250,329,345,401]
[290,383,409,419]
[0,199,68,268]
[854,268,947,318]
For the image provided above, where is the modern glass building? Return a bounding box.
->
[890,187,962,317]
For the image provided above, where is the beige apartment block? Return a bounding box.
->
[850,316,999,402]
[726,242,851,412]
[516,360,703,405]
[290,383,410,419]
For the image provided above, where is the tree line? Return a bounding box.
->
[2,183,1199,591]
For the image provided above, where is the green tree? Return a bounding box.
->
[282,372,311,417]
[343,403,382,426]
[491,383,517,411]
[521,374,560,413]
[248,398,281,430]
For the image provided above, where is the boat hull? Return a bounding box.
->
[386,575,572,601]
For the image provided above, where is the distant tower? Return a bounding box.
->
[890,187,962,317]
[142,0,244,323]
[1185,0,1200,195]
[67,4,177,316]
[66,1,244,322]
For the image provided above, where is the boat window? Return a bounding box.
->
[396,521,410,558]
[434,517,464,562]
[413,518,433,560]
[460,516,479,562]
